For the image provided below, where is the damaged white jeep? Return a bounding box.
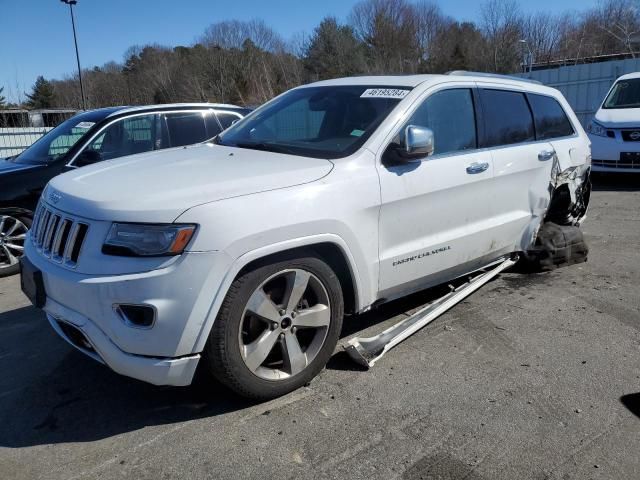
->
[21,72,590,399]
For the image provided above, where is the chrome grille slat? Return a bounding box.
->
[51,219,70,260]
[42,214,60,255]
[37,210,51,246]
[63,223,81,265]
[30,203,89,268]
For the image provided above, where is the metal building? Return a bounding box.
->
[516,55,640,127]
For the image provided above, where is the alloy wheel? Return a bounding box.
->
[238,268,332,381]
[0,215,28,270]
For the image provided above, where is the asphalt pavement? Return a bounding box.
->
[0,173,638,480]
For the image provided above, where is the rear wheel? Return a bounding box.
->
[0,214,31,278]
[204,255,343,400]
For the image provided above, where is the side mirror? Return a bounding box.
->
[74,149,102,167]
[400,125,434,159]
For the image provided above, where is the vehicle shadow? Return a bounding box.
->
[0,274,509,447]
[0,306,253,448]
[620,393,640,419]
[591,172,640,192]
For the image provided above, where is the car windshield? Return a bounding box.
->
[15,110,112,164]
[603,78,640,109]
[216,85,411,159]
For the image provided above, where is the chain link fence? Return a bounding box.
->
[0,109,78,158]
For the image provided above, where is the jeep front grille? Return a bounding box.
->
[31,203,89,267]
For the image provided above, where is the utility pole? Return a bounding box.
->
[61,0,86,110]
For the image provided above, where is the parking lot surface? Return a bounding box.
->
[0,175,639,480]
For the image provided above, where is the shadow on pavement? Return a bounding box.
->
[620,393,640,419]
[591,172,640,192]
[0,305,253,448]
[0,268,527,446]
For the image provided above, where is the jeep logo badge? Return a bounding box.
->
[630,131,640,141]
[49,190,62,204]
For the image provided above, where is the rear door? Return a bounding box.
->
[478,86,555,253]
[376,85,496,297]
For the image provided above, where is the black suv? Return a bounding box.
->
[0,103,251,277]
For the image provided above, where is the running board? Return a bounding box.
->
[344,255,518,368]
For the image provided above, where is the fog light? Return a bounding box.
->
[115,304,156,328]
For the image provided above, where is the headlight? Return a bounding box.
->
[587,120,608,137]
[103,223,196,257]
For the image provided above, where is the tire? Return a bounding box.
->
[521,222,588,272]
[204,254,344,400]
[0,214,31,278]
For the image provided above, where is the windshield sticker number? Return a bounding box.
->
[361,88,410,99]
[350,129,365,137]
[75,121,95,129]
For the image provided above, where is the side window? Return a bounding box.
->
[163,112,208,147]
[404,88,477,155]
[527,94,574,140]
[216,111,241,130]
[481,89,535,147]
[85,114,155,161]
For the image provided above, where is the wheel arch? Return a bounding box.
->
[191,235,364,354]
[0,207,34,218]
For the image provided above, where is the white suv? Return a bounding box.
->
[589,72,640,172]
[21,73,591,399]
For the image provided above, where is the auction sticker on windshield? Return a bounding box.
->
[75,122,95,129]
[361,88,410,99]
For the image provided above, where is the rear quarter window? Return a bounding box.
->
[480,89,535,147]
[527,94,574,140]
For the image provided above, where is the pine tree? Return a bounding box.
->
[25,76,56,109]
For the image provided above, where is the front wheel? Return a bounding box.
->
[0,214,31,278]
[204,255,344,400]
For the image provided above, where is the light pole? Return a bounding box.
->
[519,39,533,74]
[61,0,86,110]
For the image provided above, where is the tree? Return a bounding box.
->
[25,76,56,109]
[304,17,366,79]
[349,0,420,73]
[480,0,524,73]
[0,87,6,109]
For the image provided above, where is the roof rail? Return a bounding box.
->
[446,70,542,85]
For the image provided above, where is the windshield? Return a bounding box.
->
[15,110,112,164]
[603,79,640,109]
[217,85,411,159]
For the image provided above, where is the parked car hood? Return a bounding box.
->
[47,143,334,222]
[0,157,43,174]
[594,108,640,128]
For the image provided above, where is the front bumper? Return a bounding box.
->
[25,238,233,386]
[590,133,640,172]
[46,309,200,386]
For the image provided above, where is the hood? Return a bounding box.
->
[0,158,43,174]
[47,143,334,222]
[594,108,640,128]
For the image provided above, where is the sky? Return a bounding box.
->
[0,0,600,103]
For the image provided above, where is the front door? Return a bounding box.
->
[376,86,496,298]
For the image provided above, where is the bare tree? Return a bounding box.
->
[480,0,524,72]
[596,0,640,57]
[349,0,420,73]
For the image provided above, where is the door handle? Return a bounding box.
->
[538,150,556,161]
[466,162,489,174]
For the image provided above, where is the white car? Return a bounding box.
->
[21,73,591,399]
[588,72,640,172]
